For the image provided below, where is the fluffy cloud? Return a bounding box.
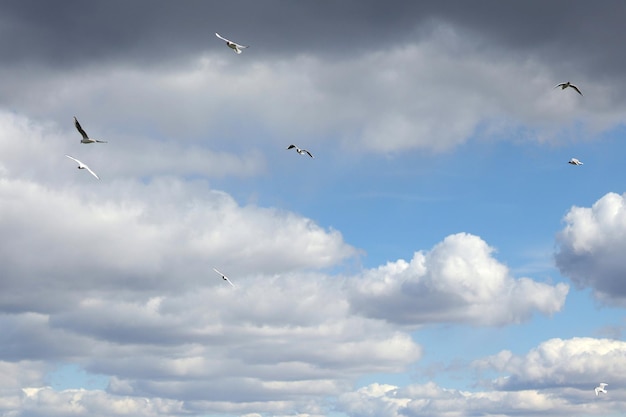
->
[349,233,568,326]
[337,380,617,417]
[474,337,626,391]
[555,192,626,305]
[0,112,423,415]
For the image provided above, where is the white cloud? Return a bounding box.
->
[15,387,185,417]
[337,379,620,417]
[555,192,626,305]
[474,337,626,391]
[348,233,568,326]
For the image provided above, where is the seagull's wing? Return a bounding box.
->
[304,150,314,158]
[84,165,100,180]
[74,117,89,140]
[215,33,230,42]
[570,84,583,96]
[95,139,108,143]
[554,83,566,89]
[213,268,235,287]
[287,144,296,150]
[600,383,608,388]
[595,388,600,395]
[65,154,81,165]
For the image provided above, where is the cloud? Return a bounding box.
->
[337,381,588,417]
[0,111,424,415]
[473,337,626,391]
[1,21,624,158]
[348,233,568,326]
[338,344,626,417]
[555,192,626,305]
[16,387,184,417]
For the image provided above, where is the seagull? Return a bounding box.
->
[554,81,583,96]
[595,383,608,396]
[74,117,107,144]
[215,33,248,54]
[568,158,583,165]
[287,144,314,158]
[213,268,235,287]
[65,155,100,179]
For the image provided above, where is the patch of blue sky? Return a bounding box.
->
[45,363,109,391]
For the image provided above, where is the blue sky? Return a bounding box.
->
[1,1,626,416]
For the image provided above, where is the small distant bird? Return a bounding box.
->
[555,81,583,96]
[215,33,248,54]
[213,268,235,287]
[74,117,107,144]
[568,158,583,165]
[287,144,314,158]
[595,383,608,396]
[65,155,100,179]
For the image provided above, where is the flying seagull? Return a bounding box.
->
[213,268,235,287]
[65,155,100,179]
[555,81,583,96]
[595,383,608,396]
[568,158,583,165]
[74,117,107,144]
[287,144,314,158]
[215,33,248,54]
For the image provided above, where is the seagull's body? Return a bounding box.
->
[74,117,107,144]
[65,155,100,179]
[555,81,583,96]
[287,144,314,158]
[568,158,583,165]
[595,383,608,396]
[213,268,235,287]
[215,33,248,54]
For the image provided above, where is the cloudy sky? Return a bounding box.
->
[1,1,626,416]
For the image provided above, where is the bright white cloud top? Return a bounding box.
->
[556,192,626,305]
[349,233,568,326]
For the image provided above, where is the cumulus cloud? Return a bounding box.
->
[474,337,626,391]
[555,192,626,305]
[349,233,568,326]
[0,112,423,416]
[337,381,593,417]
[0,142,567,416]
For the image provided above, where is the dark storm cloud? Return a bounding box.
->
[0,0,425,68]
[2,0,625,76]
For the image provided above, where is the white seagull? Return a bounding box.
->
[215,33,248,54]
[65,155,100,179]
[555,81,583,96]
[287,144,314,158]
[568,158,583,165]
[74,117,107,144]
[595,383,608,396]
[213,268,235,287]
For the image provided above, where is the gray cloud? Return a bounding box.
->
[1,0,624,82]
